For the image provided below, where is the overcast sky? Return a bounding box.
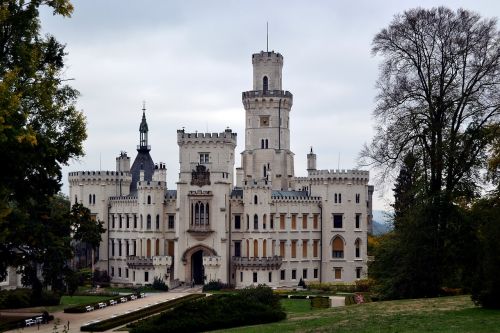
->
[39,0,500,212]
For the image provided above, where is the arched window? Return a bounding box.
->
[134,215,137,228]
[89,194,92,204]
[334,193,338,203]
[126,215,129,228]
[263,214,267,229]
[332,237,344,258]
[246,214,250,230]
[263,76,268,93]
[263,239,267,257]
[155,239,160,256]
[205,203,209,225]
[119,215,122,228]
[146,239,151,257]
[147,195,151,204]
[92,194,96,204]
[263,165,267,178]
[140,214,143,229]
[254,214,258,230]
[265,139,268,149]
[147,214,151,230]
[261,139,265,149]
[195,202,200,225]
[156,214,160,230]
[355,239,361,258]
[254,195,258,204]
[253,239,258,257]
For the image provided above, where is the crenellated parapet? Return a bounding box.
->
[68,170,132,186]
[296,169,370,185]
[177,128,237,146]
[243,178,272,189]
[242,90,293,110]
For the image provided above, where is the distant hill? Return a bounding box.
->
[372,210,393,235]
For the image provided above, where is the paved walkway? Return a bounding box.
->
[5,289,202,333]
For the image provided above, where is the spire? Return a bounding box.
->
[138,102,150,151]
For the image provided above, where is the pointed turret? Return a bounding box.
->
[130,104,155,194]
[138,103,150,151]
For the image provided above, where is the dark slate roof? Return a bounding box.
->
[165,190,177,199]
[129,149,155,194]
[271,190,309,198]
[231,187,243,198]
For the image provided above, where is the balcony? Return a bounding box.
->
[242,90,293,99]
[232,256,283,270]
[187,225,214,240]
[126,256,153,268]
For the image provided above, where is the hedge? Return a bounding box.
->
[64,293,134,313]
[130,285,286,333]
[0,314,54,332]
[80,294,205,332]
[0,289,61,309]
[310,296,330,308]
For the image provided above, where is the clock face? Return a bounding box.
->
[260,116,270,127]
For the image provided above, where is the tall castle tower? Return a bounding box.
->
[241,51,294,190]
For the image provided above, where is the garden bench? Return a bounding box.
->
[25,319,35,327]
[109,300,117,305]
[35,316,43,323]
[98,302,107,308]
[85,305,94,311]
[140,292,146,298]
[120,297,128,303]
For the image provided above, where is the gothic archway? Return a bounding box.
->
[181,244,217,284]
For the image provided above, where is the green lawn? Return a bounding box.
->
[214,295,500,333]
[28,295,115,313]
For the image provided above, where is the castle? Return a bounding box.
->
[68,50,374,288]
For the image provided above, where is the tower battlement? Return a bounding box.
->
[177,129,237,146]
[68,170,132,185]
[252,51,283,63]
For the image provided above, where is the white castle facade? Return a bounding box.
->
[68,50,374,288]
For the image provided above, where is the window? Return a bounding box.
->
[240,271,243,282]
[144,271,149,282]
[246,240,250,257]
[333,214,343,228]
[118,240,122,256]
[126,268,129,278]
[156,214,160,230]
[112,215,115,229]
[111,240,115,257]
[118,267,122,277]
[234,241,241,257]
[334,193,337,203]
[280,214,285,229]
[332,237,344,258]
[192,202,209,225]
[167,240,174,256]
[355,214,361,229]
[253,272,257,283]
[270,214,274,229]
[334,267,342,280]
[355,193,360,203]
[260,116,270,127]
[356,267,362,279]
[126,240,129,256]
[147,214,151,229]
[246,214,249,230]
[262,239,267,257]
[89,194,92,204]
[313,214,319,229]
[199,153,209,164]
[168,215,175,229]
[156,239,160,256]
[291,240,297,258]
[314,268,318,279]
[93,194,96,204]
[253,239,258,257]
[134,215,137,228]
[268,272,272,283]
[263,75,268,92]
[302,240,308,258]
[291,214,297,230]
[133,240,137,256]
[75,195,77,204]
[292,269,297,280]
[355,239,361,258]
[313,240,319,258]
[133,271,135,281]
[119,215,122,228]
[254,195,258,204]
[279,241,285,257]
[111,266,114,277]
[147,239,151,257]
[339,193,342,203]
[254,214,258,230]
[272,240,276,256]
[147,195,151,204]
[126,215,129,228]
[140,214,143,229]
[302,214,308,229]
[303,269,308,279]
[280,270,285,280]
[234,215,241,229]
[263,214,267,229]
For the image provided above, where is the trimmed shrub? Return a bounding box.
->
[355,278,375,292]
[310,296,329,309]
[0,289,60,309]
[81,294,204,332]
[152,277,168,291]
[307,282,356,293]
[131,285,285,333]
[202,280,233,292]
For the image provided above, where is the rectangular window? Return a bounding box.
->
[126,268,129,278]
[111,241,115,257]
[268,272,272,283]
[272,240,276,256]
[240,271,243,282]
[313,240,319,258]
[234,241,241,257]
[112,215,115,229]
[126,241,129,256]
[292,269,296,280]
[111,266,114,277]
[234,215,241,230]
[355,214,361,229]
[356,267,362,279]
[199,153,209,164]
[168,215,175,229]
[133,270,135,281]
[280,270,285,280]
[314,268,318,279]
[119,215,122,229]
[144,271,149,282]
[333,214,343,228]
[302,214,308,229]
[134,215,137,228]
[313,214,319,229]
[126,216,129,228]
[303,269,308,279]
[270,214,274,229]
[291,240,297,258]
[118,267,122,277]
[280,241,286,257]
[291,214,297,230]
[118,240,122,257]
[280,214,285,230]
[253,272,258,283]
[334,268,342,280]
[355,193,360,203]
[168,240,174,257]
[302,240,308,258]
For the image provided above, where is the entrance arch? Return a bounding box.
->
[181,245,217,285]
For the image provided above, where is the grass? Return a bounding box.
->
[14,295,116,313]
[213,295,500,333]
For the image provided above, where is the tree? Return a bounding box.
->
[362,7,500,298]
[0,0,86,290]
